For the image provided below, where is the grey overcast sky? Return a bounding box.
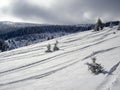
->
[0,0,120,24]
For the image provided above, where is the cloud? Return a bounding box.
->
[1,0,120,24]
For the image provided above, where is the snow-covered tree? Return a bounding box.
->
[25,41,29,46]
[45,44,52,52]
[109,22,113,28]
[0,39,9,52]
[51,36,54,39]
[47,37,50,40]
[117,22,120,30]
[53,40,59,51]
[86,56,104,74]
[94,18,104,31]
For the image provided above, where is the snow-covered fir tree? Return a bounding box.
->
[53,40,59,51]
[109,22,113,28]
[94,18,104,31]
[45,44,52,52]
[117,22,120,30]
[86,54,104,74]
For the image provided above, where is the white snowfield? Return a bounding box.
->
[0,26,120,90]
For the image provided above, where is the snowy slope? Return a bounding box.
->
[0,26,120,90]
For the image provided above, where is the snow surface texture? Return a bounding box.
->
[0,26,120,90]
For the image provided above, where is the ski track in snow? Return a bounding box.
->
[0,27,114,64]
[0,58,81,86]
[0,32,118,76]
[97,61,120,90]
[0,26,120,90]
[0,27,112,60]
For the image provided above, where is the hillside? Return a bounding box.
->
[0,21,41,34]
[0,26,120,90]
[0,21,119,50]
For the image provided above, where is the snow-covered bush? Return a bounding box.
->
[113,32,116,34]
